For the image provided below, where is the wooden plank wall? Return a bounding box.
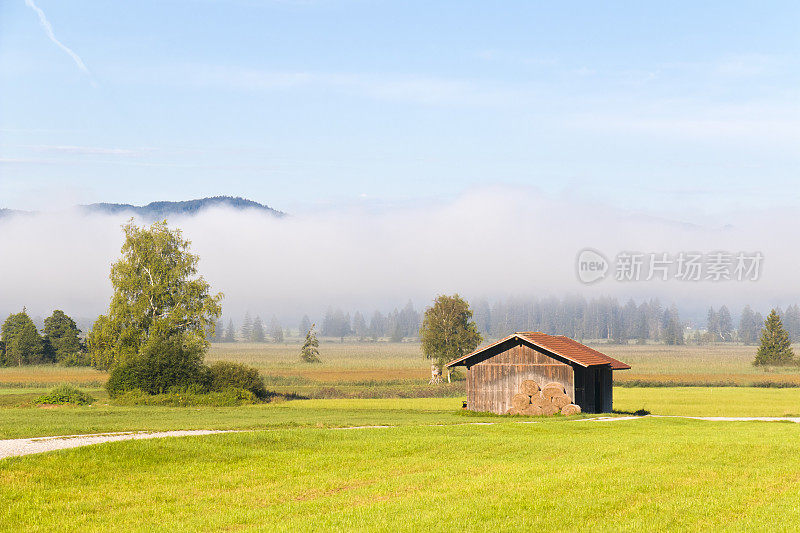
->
[466,342,574,414]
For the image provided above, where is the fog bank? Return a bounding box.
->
[0,188,796,325]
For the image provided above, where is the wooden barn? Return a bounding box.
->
[445,332,630,414]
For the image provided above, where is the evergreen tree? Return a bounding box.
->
[738,305,760,345]
[1,310,46,366]
[213,320,224,342]
[634,304,649,344]
[782,304,800,343]
[754,309,795,366]
[241,312,253,341]
[352,311,367,339]
[300,324,321,363]
[269,316,284,343]
[321,307,335,336]
[706,307,719,341]
[398,301,420,339]
[472,298,491,337]
[299,315,311,339]
[662,307,684,345]
[322,308,351,341]
[610,305,626,344]
[389,322,404,343]
[368,311,385,341]
[251,316,266,342]
[717,305,733,341]
[43,310,84,365]
[223,319,236,342]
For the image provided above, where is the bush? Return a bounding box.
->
[208,361,269,399]
[58,351,92,367]
[106,334,210,397]
[113,387,257,407]
[35,384,95,406]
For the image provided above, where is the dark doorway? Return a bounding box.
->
[594,370,603,411]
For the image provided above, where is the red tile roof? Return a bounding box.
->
[446,331,631,370]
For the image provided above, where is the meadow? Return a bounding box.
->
[3,340,800,531]
[3,414,800,531]
[2,340,800,403]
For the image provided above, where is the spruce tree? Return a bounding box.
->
[241,312,253,341]
[251,316,266,342]
[224,319,236,342]
[269,316,284,343]
[754,309,795,366]
[300,324,321,363]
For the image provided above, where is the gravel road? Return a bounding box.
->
[0,430,235,459]
[3,415,799,460]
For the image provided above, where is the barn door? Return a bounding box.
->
[573,367,585,407]
[594,369,603,412]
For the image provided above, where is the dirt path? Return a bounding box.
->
[0,430,235,459]
[3,415,799,460]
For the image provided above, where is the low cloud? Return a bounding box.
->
[0,188,797,325]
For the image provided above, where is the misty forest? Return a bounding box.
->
[3,294,798,367]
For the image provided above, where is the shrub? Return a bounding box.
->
[208,361,269,399]
[35,384,95,406]
[58,351,92,367]
[113,387,257,407]
[106,334,210,397]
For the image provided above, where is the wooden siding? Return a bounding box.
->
[466,341,574,414]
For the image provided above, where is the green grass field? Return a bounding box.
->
[3,342,800,531]
[3,414,800,531]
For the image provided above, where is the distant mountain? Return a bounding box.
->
[0,208,28,218]
[0,197,285,219]
[82,196,285,218]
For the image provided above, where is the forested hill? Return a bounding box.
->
[81,196,285,218]
[0,197,284,219]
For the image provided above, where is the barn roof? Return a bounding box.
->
[445,332,631,370]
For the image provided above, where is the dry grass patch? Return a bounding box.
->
[0,366,107,388]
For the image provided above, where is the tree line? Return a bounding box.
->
[205,298,800,347]
[0,309,87,367]
[210,301,423,343]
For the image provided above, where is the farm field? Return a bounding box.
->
[2,341,800,402]
[3,349,800,531]
[3,413,800,531]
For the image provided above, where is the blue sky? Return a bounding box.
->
[1,1,798,217]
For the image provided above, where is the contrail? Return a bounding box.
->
[24,0,92,80]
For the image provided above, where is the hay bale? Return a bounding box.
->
[541,382,566,399]
[521,404,543,416]
[511,393,530,411]
[520,380,540,396]
[541,403,559,416]
[506,407,521,415]
[552,393,571,409]
[530,393,548,408]
[561,404,581,416]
